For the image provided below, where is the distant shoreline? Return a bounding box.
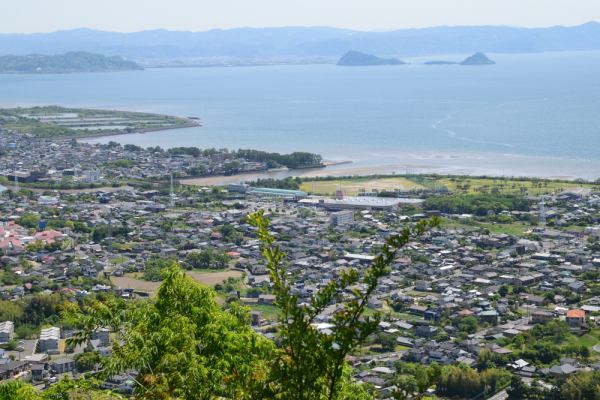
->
[181,156,597,187]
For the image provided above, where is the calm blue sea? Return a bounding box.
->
[1,51,600,179]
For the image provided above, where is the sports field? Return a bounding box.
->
[299,177,423,196]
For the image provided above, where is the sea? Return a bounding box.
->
[1,51,600,180]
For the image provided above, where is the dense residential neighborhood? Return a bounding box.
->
[0,127,599,399]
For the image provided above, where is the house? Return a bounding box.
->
[258,294,276,305]
[0,360,27,380]
[416,325,438,338]
[30,363,46,381]
[566,309,585,329]
[531,310,554,325]
[408,304,428,316]
[92,328,111,346]
[51,358,75,374]
[549,363,578,378]
[478,310,499,325]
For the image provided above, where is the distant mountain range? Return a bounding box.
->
[1,23,600,62]
[0,51,142,73]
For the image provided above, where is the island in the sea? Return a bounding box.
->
[0,51,142,74]
[336,50,405,66]
[424,52,496,66]
[460,52,495,65]
[0,106,199,138]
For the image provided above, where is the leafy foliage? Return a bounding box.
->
[66,264,273,399]
[185,249,230,270]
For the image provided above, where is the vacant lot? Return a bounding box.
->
[111,269,244,296]
[111,275,161,294]
[187,269,244,286]
[300,177,423,196]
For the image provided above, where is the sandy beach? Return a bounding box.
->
[181,151,600,187]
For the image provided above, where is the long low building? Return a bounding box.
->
[248,187,307,197]
[299,196,423,211]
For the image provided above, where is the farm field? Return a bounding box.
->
[111,269,244,295]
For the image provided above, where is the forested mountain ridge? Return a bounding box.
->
[0,51,142,73]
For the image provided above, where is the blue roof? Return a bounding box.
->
[249,187,306,196]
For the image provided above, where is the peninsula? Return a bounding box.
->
[0,106,199,138]
[0,51,142,74]
[337,50,405,66]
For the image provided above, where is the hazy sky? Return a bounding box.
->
[2,0,600,33]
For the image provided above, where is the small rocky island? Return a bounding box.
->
[424,52,495,66]
[337,50,405,66]
[460,52,495,65]
[0,51,142,74]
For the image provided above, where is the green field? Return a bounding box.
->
[436,176,595,196]
[299,175,596,197]
[300,176,423,196]
[249,304,281,319]
[563,329,600,350]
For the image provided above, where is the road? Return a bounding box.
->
[487,389,508,400]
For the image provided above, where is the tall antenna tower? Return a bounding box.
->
[169,171,175,208]
[168,156,175,208]
[539,196,546,226]
[14,143,19,192]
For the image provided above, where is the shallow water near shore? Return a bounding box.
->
[2,51,600,179]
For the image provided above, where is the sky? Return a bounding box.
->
[2,0,600,33]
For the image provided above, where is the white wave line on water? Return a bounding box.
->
[431,111,458,138]
[431,111,513,148]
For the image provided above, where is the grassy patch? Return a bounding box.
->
[249,304,281,319]
[441,217,532,236]
[437,177,595,196]
[300,177,423,196]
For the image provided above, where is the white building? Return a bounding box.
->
[39,327,60,353]
[0,321,14,343]
[330,210,354,227]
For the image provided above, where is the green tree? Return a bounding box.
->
[18,213,41,229]
[74,351,101,372]
[66,265,273,399]
[143,256,176,281]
